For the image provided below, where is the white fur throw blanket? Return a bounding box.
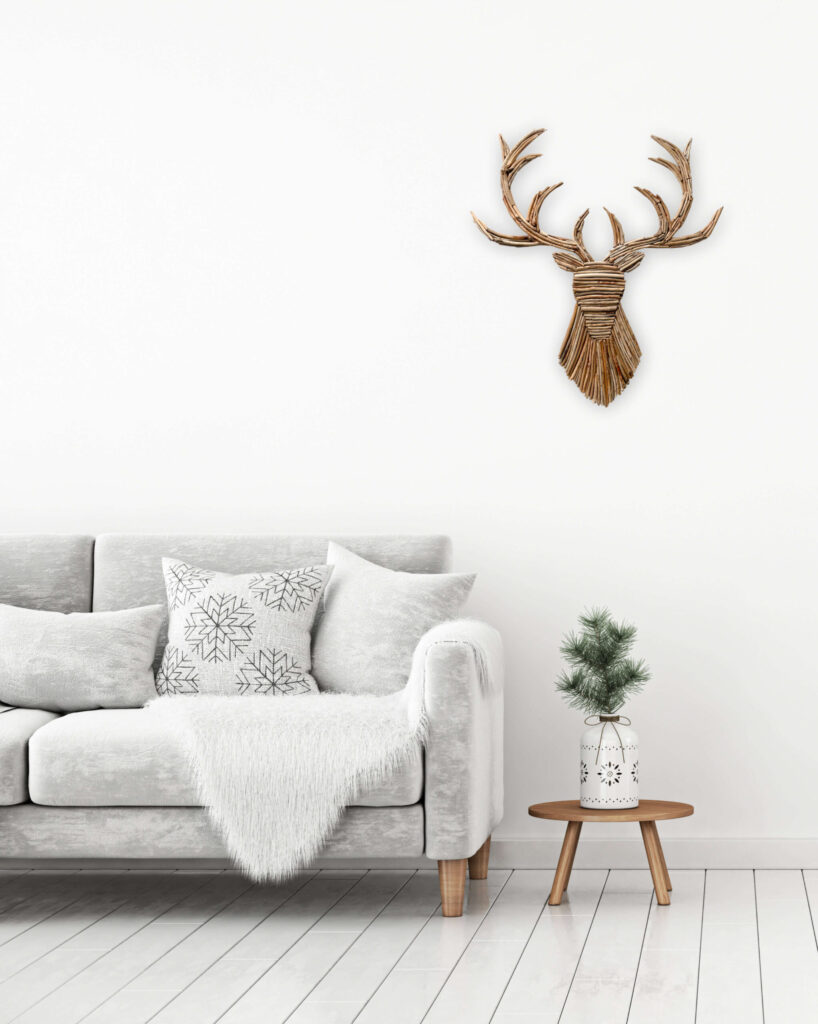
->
[146,621,491,881]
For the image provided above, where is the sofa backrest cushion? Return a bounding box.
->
[313,542,475,695]
[93,535,452,665]
[0,535,94,613]
[0,603,165,712]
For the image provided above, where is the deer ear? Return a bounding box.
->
[610,250,645,273]
[553,253,583,272]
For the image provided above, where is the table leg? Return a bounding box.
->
[549,821,582,906]
[640,821,670,905]
[563,825,581,893]
[654,828,672,891]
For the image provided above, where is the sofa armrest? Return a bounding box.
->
[409,619,504,861]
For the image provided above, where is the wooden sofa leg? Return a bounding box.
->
[468,836,491,880]
[438,859,467,917]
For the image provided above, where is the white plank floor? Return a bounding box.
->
[0,868,816,1023]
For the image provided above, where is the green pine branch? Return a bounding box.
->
[555,607,650,716]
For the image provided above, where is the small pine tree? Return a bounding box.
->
[555,607,650,716]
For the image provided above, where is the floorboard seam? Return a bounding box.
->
[75,872,259,1024]
[349,871,510,1024]
[5,870,220,1024]
[418,869,516,1024]
[140,868,320,1023]
[693,868,707,1023]
[487,873,565,1023]
[0,870,32,895]
[5,868,796,1024]
[624,888,655,1022]
[210,869,372,1024]
[0,888,134,980]
[347,888,445,1024]
[0,882,97,951]
[0,869,152,963]
[556,869,610,1024]
[281,869,419,1022]
[753,870,766,1024]
[0,870,79,922]
[803,870,818,952]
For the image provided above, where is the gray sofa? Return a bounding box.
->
[0,534,503,916]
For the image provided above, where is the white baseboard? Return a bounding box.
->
[318,837,818,870]
[316,837,818,870]
[487,836,818,869]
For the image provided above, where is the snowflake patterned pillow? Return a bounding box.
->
[156,559,332,697]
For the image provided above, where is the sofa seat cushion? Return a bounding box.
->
[27,709,423,808]
[0,707,59,805]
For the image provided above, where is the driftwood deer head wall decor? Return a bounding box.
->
[472,130,723,406]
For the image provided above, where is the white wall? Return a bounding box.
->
[1,1,816,865]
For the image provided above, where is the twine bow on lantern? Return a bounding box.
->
[584,715,632,765]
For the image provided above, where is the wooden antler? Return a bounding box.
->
[471,130,592,263]
[606,137,723,265]
[471,127,722,406]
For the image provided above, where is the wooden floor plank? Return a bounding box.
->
[289,870,441,1023]
[61,872,208,951]
[150,871,365,1024]
[81,873,317,1024]
[0,866,798,1024]
[284,1003,367,1024]
[423,871,553,1024]
[0,872,158,982]
[353,869,511,1024]
[223,871,364,960]
[493,870,608,1023]
[0,871,211,1024]
[151,956,277,1024]
[696,870,763,1024]
[470,870,552,942]
[424,937,528,1024]
[7,871,230,1024]
[628,870,705,1024]
[558,869,654,1024]
[387,870,511,972]
[356,968,451,1024]
[0,870,29,890]
[0,870,81,943]
[0,871,71,915]
[218,871,412,1024]
[755,869,818,1024]
[599,868,654,894]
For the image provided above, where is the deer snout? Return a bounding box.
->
[572,263,626,341]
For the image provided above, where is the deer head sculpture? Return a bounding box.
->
[472,131,723,406]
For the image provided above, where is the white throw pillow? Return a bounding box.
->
[157,559,332,696]
[0,603,165,712]
[311,542,476,695]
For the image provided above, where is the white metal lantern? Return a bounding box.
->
[580,715,639,809]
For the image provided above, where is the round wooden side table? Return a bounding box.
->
[528,799,694,907]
